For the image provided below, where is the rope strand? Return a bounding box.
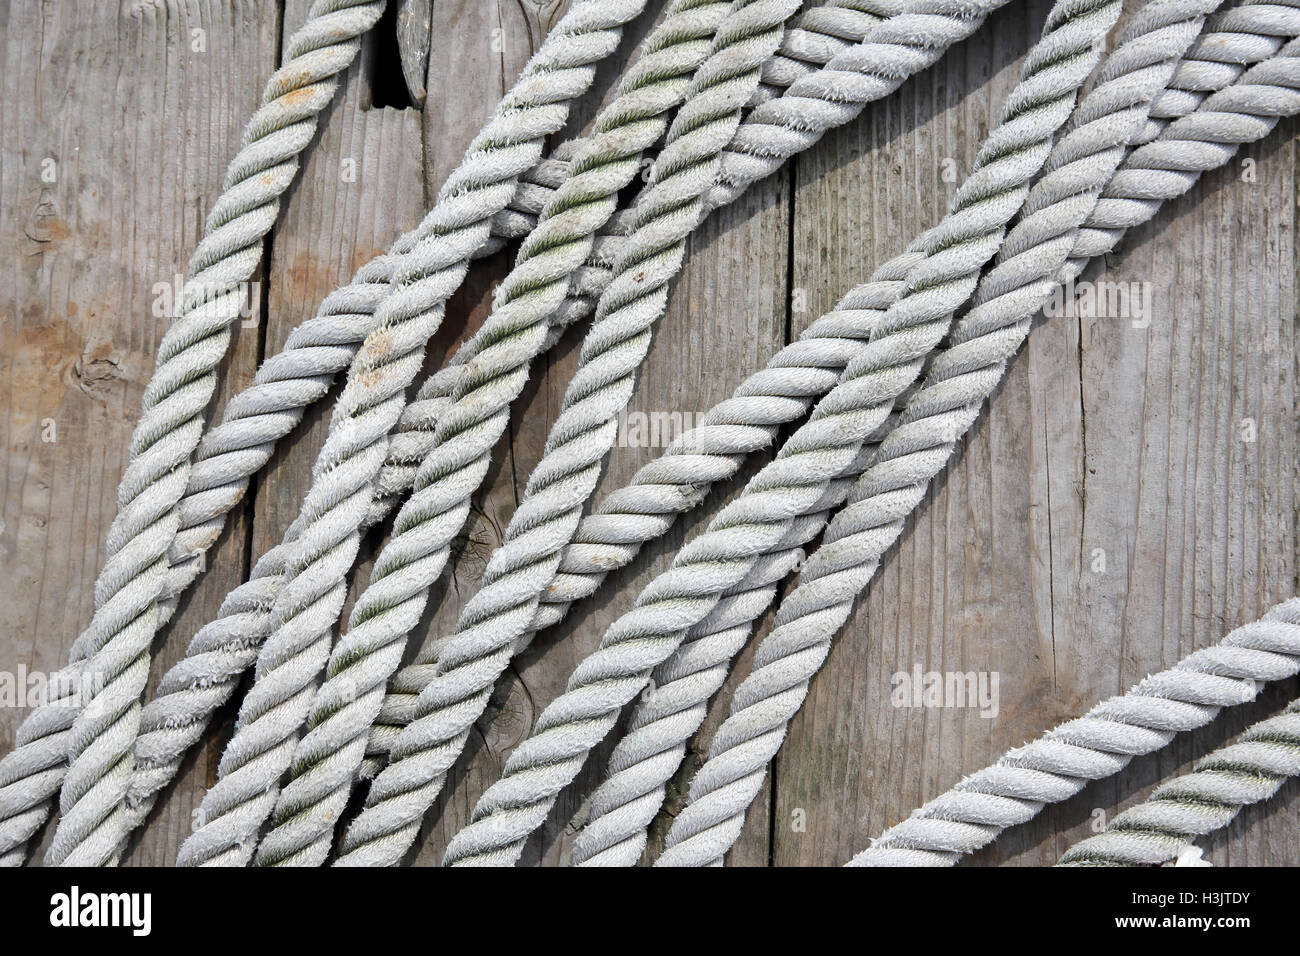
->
[440,0,1124,867]
[173,0,653,867]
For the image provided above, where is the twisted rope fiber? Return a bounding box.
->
[436,0,1122,867]
[124,0,1300,864]
[579,0,1227,865]
[111,0,1300,863]
[154,1,908,627]
[158,168,566,626]
[360,2,1283,729]
[249,0,744,867]
[577,0,1300,867]
[123,0,894,832]
[660,27,1300,869]
[754,0,902,97]
[156,0,895,620]
[0,0,386,869]
[572,1,1300,866]
[665,29,1300,868]
[287,0,1300,613]
[119,0,911,817]
[846,600,1300,864]
[327,0,805,868]
[171,0,653,868]
[119,3,663,846]
[1058,695,1300,865]
[650,0,1254,869]
[362,0,1019,774]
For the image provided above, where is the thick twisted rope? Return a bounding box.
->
[119,6,654,848]
[572,3,1300,866]
[158,167,567,627]
[754,0,901,98]
[659,29,1300,868]
[172,0,653,868]
[157,1,908,628]
[438,0,1123,867]
[362,0,1018,776]
[0,0,385,868]
[249,0,742,867]
[566,2,1300,861]
[845,599,1300,864]
[123,0,914,837]
[123,0,914,817]
[328,0,804,868]
[1058,695,1300,866]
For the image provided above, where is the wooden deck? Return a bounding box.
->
[2,0,1298,866]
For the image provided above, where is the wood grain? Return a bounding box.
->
[1,0,1297,866]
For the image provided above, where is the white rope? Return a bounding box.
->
[1058,694,1300,866]
[360,0,1016,783]
[568,0,1299,862]
[158,0,904,625]
[122,0,918,825]
[847,599,1300,864]
[668,35,1300,867]
[355,2,1295,781]
[249,0,743,867]
[0,0,386,868]
[325,0,805,868]
[119,0,922,850]
[7,0,1296,870]
[438,0,1125,867]
[172,0,654,867]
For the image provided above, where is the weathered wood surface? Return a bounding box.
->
[1,0,1297,866]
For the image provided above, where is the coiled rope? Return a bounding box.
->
[438,0,1125,867]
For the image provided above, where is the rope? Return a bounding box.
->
[570,2,1300,865]
[1058,695,1300,866]
[171,0,653,867]
[249,0,742,867]
[846,599,1300,864]
[122,0,931,844]
[438,0,1125,867]
[121,4,655,852]
[660,28,1300,868]
[328,0,805,868]
[156,1,913,629]
[554,1,1300,867]
[0,0,385,868]
[356,18,1275,779]
[361,0,1017,777]
[122,0,917,816]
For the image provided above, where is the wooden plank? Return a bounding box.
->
[0,0,278,865]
